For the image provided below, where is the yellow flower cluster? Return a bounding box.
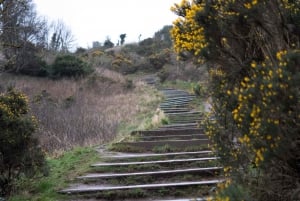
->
[244,0,258,9]
[171,1,207,61]
[228,50,294,167]
[280,0,300,14]
[0,101,14,118]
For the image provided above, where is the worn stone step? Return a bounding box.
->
[78,167,222,180]
[160,102,190,106]
[68,197,210,201]
[91,157,218,167]
[161,100,193,105]
[167,118,202,122]
[158,123,198,129]
[131,128,204,136]
[116,139,209,151]
[163,110,191,114]
[163,95,192,99]
[168,119,202,124]
[163,95,196,99]
[167,111,202,115]
[138,134,208,141]
[167,120,202,124]
[102,150,213,159]
[154,198,209,201]
[60,179,224,194]
[167,115,202,119]
[160,106,190,110]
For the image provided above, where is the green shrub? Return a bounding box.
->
[192,82,205,97]
[51,55,93,78]
[0,89,46,197]
[19,57,49,77]
[157,69,169,83]
[148,49,171,70]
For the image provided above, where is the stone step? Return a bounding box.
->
[167,118,202,123]
[60,179,224,194]
[158,123,198,129]
[116,139,210,151]
[68,197,211,201]
[131,128,204,136]
[167,121,201,125]
[167,117,202,121]
[161,90,190,94]
[139,134,208,141]
[160,105,190,108]
[160,102,190,106]
[163,110,191,114]
[91,157,218,167]
[161,100,193,104]
[167,111,202,116]
[167,120,202,124]
[154,126,199,131]
[102,150,213,159]
[163,95,192,99]
[163,95,196,99]
[154,198,209,201]
[78,167,222,180]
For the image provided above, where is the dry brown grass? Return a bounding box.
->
[0,71,160,155]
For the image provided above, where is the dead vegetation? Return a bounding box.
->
[0,70,160,155]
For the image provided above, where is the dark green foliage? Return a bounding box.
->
[51,55,93,78]
[18,57,49,77]
[154,25,173,48]
[120,34,126,45]
[103,38,114,48]
[75,47,87,54]
[148,49,171,70]
[157,69,169,83]
[0,89,46,197]
[192,82,205,97]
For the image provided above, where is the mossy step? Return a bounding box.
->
[139,134,208,141]
[59,179,223,194]
[102,150,213,159]
[168,120,202,124]
[116,139,209,151]
[91,157,218,167]
[164,110,191,114]
[167,111,202,115]
[132,128,204,136]
[160,100,193,105]
[78,167,222,180]
[157,123,198,129]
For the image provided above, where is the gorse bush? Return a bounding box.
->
[51,55,93,78]
[0,89,46,197]
[171,0,299,200]
[148,49,172,70]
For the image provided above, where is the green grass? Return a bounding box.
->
[9,147,100,201]
[160,80,196,92]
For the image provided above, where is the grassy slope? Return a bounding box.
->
[3,70,162,200]
[9,147,99,201]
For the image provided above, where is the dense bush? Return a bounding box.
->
[111,54,136,74]
[148,49,172,70]
[171,0,299,200]
[18,56,49,77]
[51,55,93,78]
[0,89,46,197]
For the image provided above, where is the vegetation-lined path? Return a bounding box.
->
[60,79,223,200]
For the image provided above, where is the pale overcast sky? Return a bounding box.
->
[33,0,181,48]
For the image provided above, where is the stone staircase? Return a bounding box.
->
[59,85,222,200]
